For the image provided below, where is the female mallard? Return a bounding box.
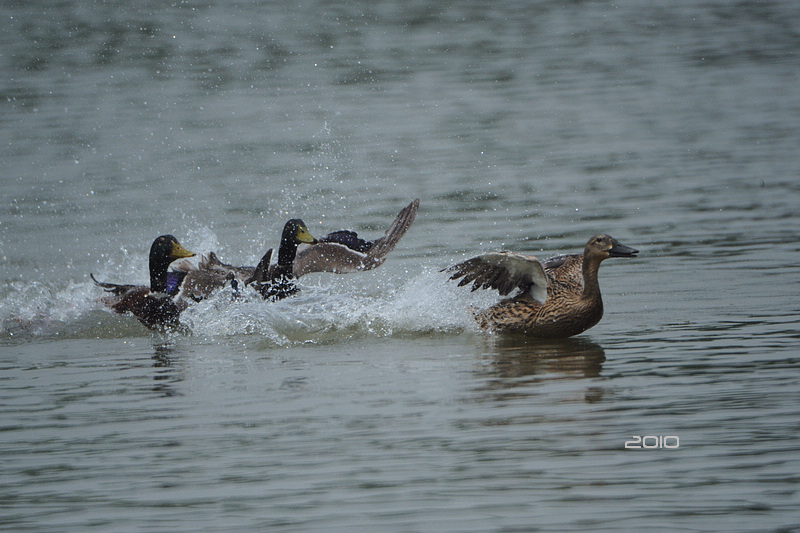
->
[175,198,419,301]
[444,234,638,338]
[91,235,196,329]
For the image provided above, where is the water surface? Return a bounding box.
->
[2,1,800,531]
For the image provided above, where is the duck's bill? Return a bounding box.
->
[609,241,639,257]
[171,241,196,259]
[297,225,317,244]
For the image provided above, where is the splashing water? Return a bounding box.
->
[181,267,481,346]
[1,263,485,346]
[1,279,100,340]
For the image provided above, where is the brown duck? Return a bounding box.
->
[91,235,196,329]
[444,234,638,338]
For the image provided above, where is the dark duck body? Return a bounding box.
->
[91,235,196,329]
[444,234,638,338]
[246,219,317,301]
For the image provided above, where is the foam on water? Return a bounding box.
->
[0,279,99,340]
[1,258,490,346]
[182,266,485,345]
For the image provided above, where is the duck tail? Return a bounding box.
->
[90,273,135,295]
[244,248,273,286]
[198,251,230,270]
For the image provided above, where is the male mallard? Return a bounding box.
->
[175,198,420,301]
[444,234,638,338]
[168,218,315,301]
[246,218,317,300]
[91,235,196,329]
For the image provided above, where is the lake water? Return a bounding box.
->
[2,1,800,531]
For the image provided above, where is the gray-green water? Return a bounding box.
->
[2,1,800,531]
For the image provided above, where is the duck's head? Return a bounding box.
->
[277,219,317,266]
[150,235,196,264]
[585,234,639,260]
[281,219,317,246]
[149,235,195,291]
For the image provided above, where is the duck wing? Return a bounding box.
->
[292,242,373,277]
[292,198,419,278]
[542,253,583,290]
[197,252,256,279]
[177,269,229,301]
[443,251,549,303]
[172,252,254,300]
[172,251,257,280]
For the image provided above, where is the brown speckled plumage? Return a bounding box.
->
[445,234,638,338]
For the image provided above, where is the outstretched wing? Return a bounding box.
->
[443,251,549,303]
[292,198,419,278]
[292,242,372,277]
[362,198,419,263]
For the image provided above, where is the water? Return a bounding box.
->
[2,1,800,531]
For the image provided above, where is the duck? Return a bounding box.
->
[164,219,316,302]
[292,198,419,277]
[91,235,196,329]
[246,218,318,300]
[174,198,420,301]
[443,234,638,338]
